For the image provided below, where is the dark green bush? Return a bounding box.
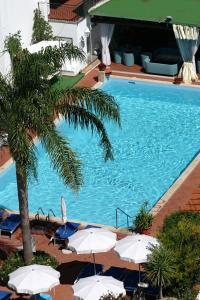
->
[100,293,126,300]
[159,211,200,298]
[0,251,58,285]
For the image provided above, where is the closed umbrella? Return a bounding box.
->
[8,264,60,295]
[72,275,126,300]
[61,196,66,224]
[68,228,116,274]
[114,234,159,282]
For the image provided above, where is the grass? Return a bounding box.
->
[51,73,84,90]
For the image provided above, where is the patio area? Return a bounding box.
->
[0,226,139,300]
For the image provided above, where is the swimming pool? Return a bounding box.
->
[1,78,200,226]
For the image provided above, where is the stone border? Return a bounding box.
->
[151,153,200,216]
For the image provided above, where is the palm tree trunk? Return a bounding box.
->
[159,284,163,299]
[16,165,33,264]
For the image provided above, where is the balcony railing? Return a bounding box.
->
[48,0,103,22]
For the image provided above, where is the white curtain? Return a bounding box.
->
[100,23,115,66]
[173,24,200,83]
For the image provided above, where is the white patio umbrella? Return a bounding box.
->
[61,196,67,224]
[8,264,60,295]
[72,275,126,300]
[114,234,159,282]
[68,228,117,274]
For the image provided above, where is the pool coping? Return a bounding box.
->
[1,74,200,228]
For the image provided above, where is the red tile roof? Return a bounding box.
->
[49,0,83,22]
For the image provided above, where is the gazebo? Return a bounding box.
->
[90,0,200,83]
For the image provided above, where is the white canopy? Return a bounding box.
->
[68,227,117,254]
[72,275,126,300]
[114,234,159,264]
[8,264,60,295]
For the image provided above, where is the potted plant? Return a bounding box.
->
[133,201,153,234]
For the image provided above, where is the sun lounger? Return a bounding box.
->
[75,263,104,283]
[53,221,80,245]
[0,291,12,300]
[124,270,139,292]
[103,266,127,281]
[0,214,21,239]
[17,236,36,252]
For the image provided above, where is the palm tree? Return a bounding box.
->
[144,244,175,299]
[0,35,120,264]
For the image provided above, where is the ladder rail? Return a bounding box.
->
[46,209,56,221]
[116,207,132,228]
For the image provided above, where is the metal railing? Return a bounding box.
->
[115,207,132,228]
[46,209,56,221]
[35,207,45,220]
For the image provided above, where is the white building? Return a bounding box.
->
[0,0,40,75]
[0,0,102,76]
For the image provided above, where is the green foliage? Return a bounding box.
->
[32,8,54,44]
[144,244,176,299]
[158,211,200,298]
[0,251,58,285]
[100,293,126,300]
[133,201,153,232]
[4,31,22,61]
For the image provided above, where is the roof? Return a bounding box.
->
[90,0,200,27]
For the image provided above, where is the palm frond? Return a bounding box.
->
[59,104,114,161]
[40,128,82,192]
[57,87,121,126]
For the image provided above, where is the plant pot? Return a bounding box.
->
[141,227,151,235]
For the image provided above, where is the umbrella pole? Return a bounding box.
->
[139,264,141,283]
[92,253,96,275]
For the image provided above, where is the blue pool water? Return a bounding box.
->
[1,78,200,226]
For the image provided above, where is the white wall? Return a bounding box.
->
[50,21,78,46]
[0,0,49,75]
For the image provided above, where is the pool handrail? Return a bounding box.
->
[115,207,132,228]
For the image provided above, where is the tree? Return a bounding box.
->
[1,34,120,264]
[32,8,54,44]
[144,244,175,299]
[158,211,200,299]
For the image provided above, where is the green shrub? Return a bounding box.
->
[133,201,153,233]
[0,251,58,285]
[159,211,200,298]
[100,293,126,300]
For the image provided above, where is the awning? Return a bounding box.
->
[90,0,200,27]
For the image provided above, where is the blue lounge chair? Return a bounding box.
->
[0,214,21,239]
[0,291,12,300]
[124,270,140,292]
[103,266,127,281]
[53,221,80,245]
[74,263,104,283]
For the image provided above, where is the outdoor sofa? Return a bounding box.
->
[143,55,178,76]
